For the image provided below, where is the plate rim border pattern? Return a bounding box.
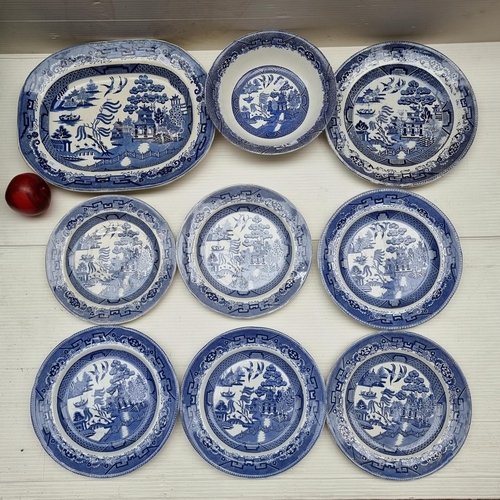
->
[326,40,478,187]
[180,326,327,478]
[30,324,180,478]
[325,330,472,480]
[18,38,215,191]
[46,194,176,324]
[176,184,312,318]
[206,29,336,155]
[317,188,463,329]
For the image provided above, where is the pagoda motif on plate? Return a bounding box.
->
[344,218,436,304]
[62,356,155,449]
[69,218,156,301]
[349,361,445,454]
[49,73,190,170]
[232,66,309,138]
[211,360,298,445]
[199,210,291,295]
[349,74,452,166]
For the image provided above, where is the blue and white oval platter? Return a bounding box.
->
[18,39,214,191]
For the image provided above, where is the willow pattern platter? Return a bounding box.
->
[46,195,175,323]
[206,30,336,154]
[326,330,471,480]
[18,39,214,191]
[327,41,477,186]
[31,325,179,477]
[177,185,312,318]
[318,190,462,329]
[181,326,326,477]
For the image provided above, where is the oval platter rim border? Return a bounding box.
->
[18,38,215,191]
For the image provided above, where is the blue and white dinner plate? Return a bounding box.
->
[326,330,471,480]
[318,189,462,329]
[46,195,175,324]
[206,30,336,154]
[18,39,214,191]
[177,185,312,318]
[31,325,179,477]
[181,326,326,477]
[327,41,477,186]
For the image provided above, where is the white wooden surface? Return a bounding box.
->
[0,43,499,499]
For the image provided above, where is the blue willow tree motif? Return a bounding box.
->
[355,363,436,446]
[75,100,122,155]
[214,362,295,443]
[69,359,150,443]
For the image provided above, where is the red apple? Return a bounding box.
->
[5,172,52,216]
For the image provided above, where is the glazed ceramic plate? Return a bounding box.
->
[181,326,326,477]
[206,30,336,154]
[46,195,175,323]
[326,330,471,480]
[177,185,312,318]
[318,190,462,329]
[327,41,477,186]
[31,325,179,477]
[18,39,214,191]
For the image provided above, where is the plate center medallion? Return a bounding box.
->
[66,214,159,303]
[207,355,303,452]
[347,356,447,456]
[347,67,453,166]
[339,212,440,308]
[46,68,192,172]
[57,350,156,452]
[197,205,292,297]
[231,66,309,138]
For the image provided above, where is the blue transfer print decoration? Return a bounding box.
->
[181,326,326,477]
[31,325,179,477]
[18,39,214,191]
[231,66,309,139]
[327,41,477,186]
[206,31,335,154]
[326,331,471,480]
[177,185,311,318]
[318,189,462,329]
[46,195,176,324]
